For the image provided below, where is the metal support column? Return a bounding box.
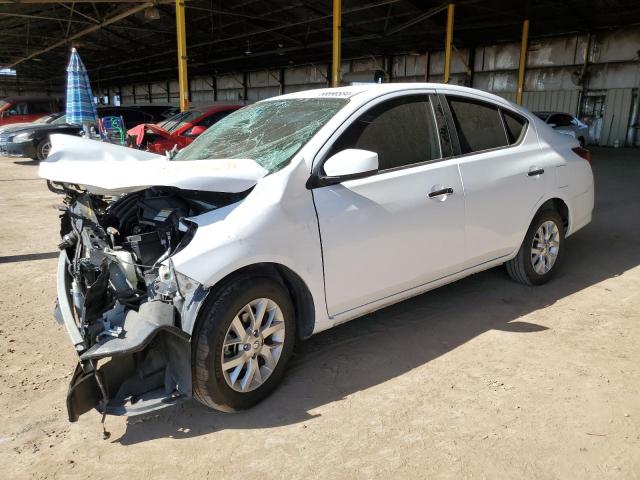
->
[243,72,248,101]
[443,3,454,84]
[331,0,342,87]
[578,33,592,117]
[279,68,285,95]
[425,51,430,82]
[468,46,476,87]
[176,0,189,111]
[516,19,529,105]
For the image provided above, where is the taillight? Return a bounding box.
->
[572,146,592,165]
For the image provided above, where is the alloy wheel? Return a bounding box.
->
[39,140,51,160]
[531,220,560,275]
[221,298,286,392]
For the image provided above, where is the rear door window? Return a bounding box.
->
[327,95,441,171]
[446,96,508,154]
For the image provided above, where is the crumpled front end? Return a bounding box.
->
[52,183,245,422]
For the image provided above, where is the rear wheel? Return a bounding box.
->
[506,209,565,285]
[36,138,51,161]
[192,275,295,412]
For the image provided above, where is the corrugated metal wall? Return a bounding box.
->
[601,88,633,146]
[522,90,581,115]
[106,27,640,146]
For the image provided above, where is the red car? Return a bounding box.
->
[128,104,242,154]
[0,97,60,126]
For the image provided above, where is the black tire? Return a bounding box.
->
[36,138,52,161]
[506,209,565,286]
[578,136,586,147]
[192,275,296,412]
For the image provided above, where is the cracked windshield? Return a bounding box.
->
[173,98,348,172]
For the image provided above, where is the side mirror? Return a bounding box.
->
[309,149,379,188]
[547,123,557,128]
[185,125,207,137]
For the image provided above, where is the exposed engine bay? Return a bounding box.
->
[52,182,246,424]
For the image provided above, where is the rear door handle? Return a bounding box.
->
[528,168,545,176]
[428,187,454,198]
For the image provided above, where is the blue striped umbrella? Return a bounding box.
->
[65,48,98,130]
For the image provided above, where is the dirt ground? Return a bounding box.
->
[0,148,638,479]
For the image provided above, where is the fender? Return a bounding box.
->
[506,193,573,261]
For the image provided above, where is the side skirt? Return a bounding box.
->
[328,254,511,328]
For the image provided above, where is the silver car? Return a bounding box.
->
[534,111,589,146]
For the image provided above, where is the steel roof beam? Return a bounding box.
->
[6,2,154,67]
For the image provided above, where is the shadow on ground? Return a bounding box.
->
[13,159,39,166]
[113,149,639,444]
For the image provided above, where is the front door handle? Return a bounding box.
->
[428,187,454,198]
[528,168,545,176]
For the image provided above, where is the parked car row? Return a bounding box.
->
[0,97,179,127]
[0,96,61,126]
[0,106,161,160]
[0,98,243,160]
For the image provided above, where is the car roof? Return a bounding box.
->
[534,111,574,116]
[273,83,517,110]
[200,104,244,114]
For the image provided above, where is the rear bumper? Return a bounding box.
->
[567,186,594,236]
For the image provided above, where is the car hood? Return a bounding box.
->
[127,123,173,146]
[0,122,32,134]
[39,133,269,194]
[2,123,77,136]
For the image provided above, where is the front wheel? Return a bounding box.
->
[192,275,295,412]
[36,138,52,161]
[506,209,565,285]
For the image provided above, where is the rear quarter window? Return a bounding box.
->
[502,110,527,144]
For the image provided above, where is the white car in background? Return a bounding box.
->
[39,83,594,424]
[534,111,590,146]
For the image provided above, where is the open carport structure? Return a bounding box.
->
[1,2,640,479]
[1,1,640,145]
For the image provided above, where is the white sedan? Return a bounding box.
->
[40,83,594,422]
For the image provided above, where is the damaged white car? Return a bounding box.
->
[40,84,594,425]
